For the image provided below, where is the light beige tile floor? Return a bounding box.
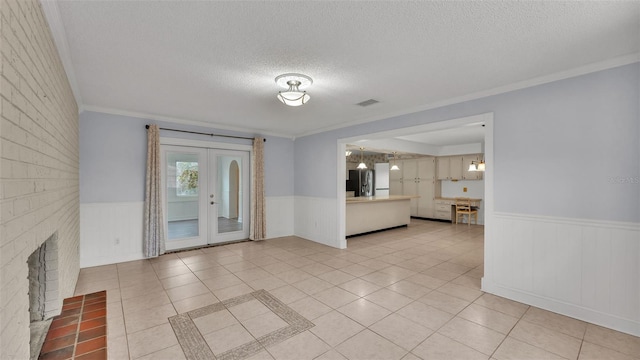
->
[74,219,640,360]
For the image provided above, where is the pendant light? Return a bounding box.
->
[468,162,478,172]
[390,152,400,171]
[357,147,367,169]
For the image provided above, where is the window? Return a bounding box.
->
[176,161,198,196]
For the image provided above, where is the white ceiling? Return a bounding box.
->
[397,125,485,147]
[48,1,639,138]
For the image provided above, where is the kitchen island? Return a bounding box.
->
[346,195,417,237]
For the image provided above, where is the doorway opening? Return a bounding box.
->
[336,112,494,250]
[217,157,243,234]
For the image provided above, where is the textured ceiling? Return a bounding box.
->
[51,1,639,137]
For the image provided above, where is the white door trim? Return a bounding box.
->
[160,137,253,250]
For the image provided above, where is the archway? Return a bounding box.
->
[228,160,239,219]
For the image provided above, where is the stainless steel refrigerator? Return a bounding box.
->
[359,169,375,197]
[347,169,375,197]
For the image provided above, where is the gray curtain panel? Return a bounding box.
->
[143,125,166,257]
[250,137,266,240]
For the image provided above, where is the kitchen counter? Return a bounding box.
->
[346,195,418,204]
[435,197,482,202]
[346,195,418,236]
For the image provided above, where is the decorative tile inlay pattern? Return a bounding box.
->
[169,289,314,360]
[39,291,107,360]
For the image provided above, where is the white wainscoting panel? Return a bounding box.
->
[265,196,294,239]
[80,202,145,268]
[82,198,296,267]
[483,212,640,336]
[294,196,341,248]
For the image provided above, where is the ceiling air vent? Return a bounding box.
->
[356,99,379,107]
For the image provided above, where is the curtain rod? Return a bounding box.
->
[145,125,266,142]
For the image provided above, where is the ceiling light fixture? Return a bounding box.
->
[275,73,312,106]
[357,147,367,169]
[390,152,400,171]
[345,150,352,157]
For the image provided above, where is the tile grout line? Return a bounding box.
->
[116,262,134,359]
[71,295,84,359]
[486,300,531,359]
[81,223,639,360]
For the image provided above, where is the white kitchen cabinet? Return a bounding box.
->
[449,156,463,180]
[402,158,435,218]
[436,157,450,180]
[434,198,454,220]
[437,156,462,180]
[437,154,482,180]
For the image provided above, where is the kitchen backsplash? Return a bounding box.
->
[441,179,484,199]
[346,153,435,173]
[346,153,388,171]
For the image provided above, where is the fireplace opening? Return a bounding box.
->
[27,232,60,360]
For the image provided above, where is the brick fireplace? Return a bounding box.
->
[28,233,61,359]
[28,233,61,323]
[0,1,81,358]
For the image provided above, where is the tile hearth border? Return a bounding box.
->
[39,291,107,360]
[169,289,314,360]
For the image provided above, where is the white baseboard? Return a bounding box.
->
[483,212,640,336]
[482,279,640,337]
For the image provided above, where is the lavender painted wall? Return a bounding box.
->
[295,63,640,223]
[79,111,294,203]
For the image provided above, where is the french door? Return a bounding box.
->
[161,145,250,251]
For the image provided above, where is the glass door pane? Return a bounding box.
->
[208,149,250,244]
[163,146,208,251]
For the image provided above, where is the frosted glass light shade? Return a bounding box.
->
[390,164,400,171]
[277,91,310,106]
[275,74,313,106]
[477,162,486,171]
[357,162,367,169]
[468,163,477,172]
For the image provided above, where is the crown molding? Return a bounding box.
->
[40,0,83,110]
[296,54,640,138]
[81,105,295,140]
[43,0,638,140]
